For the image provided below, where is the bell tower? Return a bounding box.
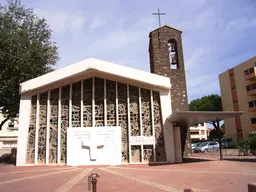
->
[149,25,188,111]
[149,25,190,156]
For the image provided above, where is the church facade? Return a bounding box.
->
[16,25,189,166]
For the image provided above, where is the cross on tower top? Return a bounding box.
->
[152,8,166,28]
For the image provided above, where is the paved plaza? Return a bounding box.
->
[0,157,255,192]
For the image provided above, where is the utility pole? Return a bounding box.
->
[217,119,223,160]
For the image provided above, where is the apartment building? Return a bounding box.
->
[0,112,18,150]
[189,123,208,141]
[219,56,256,141]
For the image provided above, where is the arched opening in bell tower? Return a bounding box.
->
[168,39,179,69]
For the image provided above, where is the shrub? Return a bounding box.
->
[234,140,250,156]
[248,132,256,155]
[0,153,11,163]
[234,132,256,156]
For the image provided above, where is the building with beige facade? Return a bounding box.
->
[0,113,18,150]
[0,112,18,161]
[189,123,209,141]
[219,56,256,141]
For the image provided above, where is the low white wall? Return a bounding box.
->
[0,148,12,156]
[0,141,17,149]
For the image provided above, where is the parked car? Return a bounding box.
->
[212,138,235,148]
[221,138,234,148]
[194,141,220,153]
[191,143,201,152]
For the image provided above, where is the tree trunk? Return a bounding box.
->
[212,121,218,129]
[0,116,10,131]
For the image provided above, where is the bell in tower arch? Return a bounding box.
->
[170,54,177,65]
[169,41,176,52]
[168,39,179,68]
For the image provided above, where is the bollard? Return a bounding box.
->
[248,182,256,192]
[90,173,100,192]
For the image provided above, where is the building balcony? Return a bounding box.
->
[246,83,256,95]
[190,134,207,140]
[190,134,200,139]
[251,117,256,129]
[244,67,256,80]
[247,89,256,96]
[249,107,256,112]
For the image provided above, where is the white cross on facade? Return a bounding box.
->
[82,132,104,160]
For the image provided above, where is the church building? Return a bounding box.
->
[16,25,190,166]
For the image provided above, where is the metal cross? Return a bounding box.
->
[152,8,166,28]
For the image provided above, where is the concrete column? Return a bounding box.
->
[160,90,175,163]
[174,126,182,163]
[16,95,32,166]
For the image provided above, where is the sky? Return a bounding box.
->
[2,0,256,102]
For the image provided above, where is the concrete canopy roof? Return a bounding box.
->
[20,58,171,94]
[168,111,244,125]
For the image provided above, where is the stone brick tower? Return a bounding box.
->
[149,25,191,156]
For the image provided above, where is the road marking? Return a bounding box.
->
[0,168,81,185]
[55,168,93,192]
[100,167,186,192]
[111,166,256,175]
[0,167,75,175]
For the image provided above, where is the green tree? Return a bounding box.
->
[208,129,224,140]
[0,0,59,130]
[189,94,222,129]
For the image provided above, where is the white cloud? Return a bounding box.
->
[34,9,86,34]
[187,75,220,102]
[226,17,256,32]
[185,47,210,71]
[29,0,256,101]
[75,16,156,70]
[89,15,105,30]
[42,11,69,33]
[72,16,86,30]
